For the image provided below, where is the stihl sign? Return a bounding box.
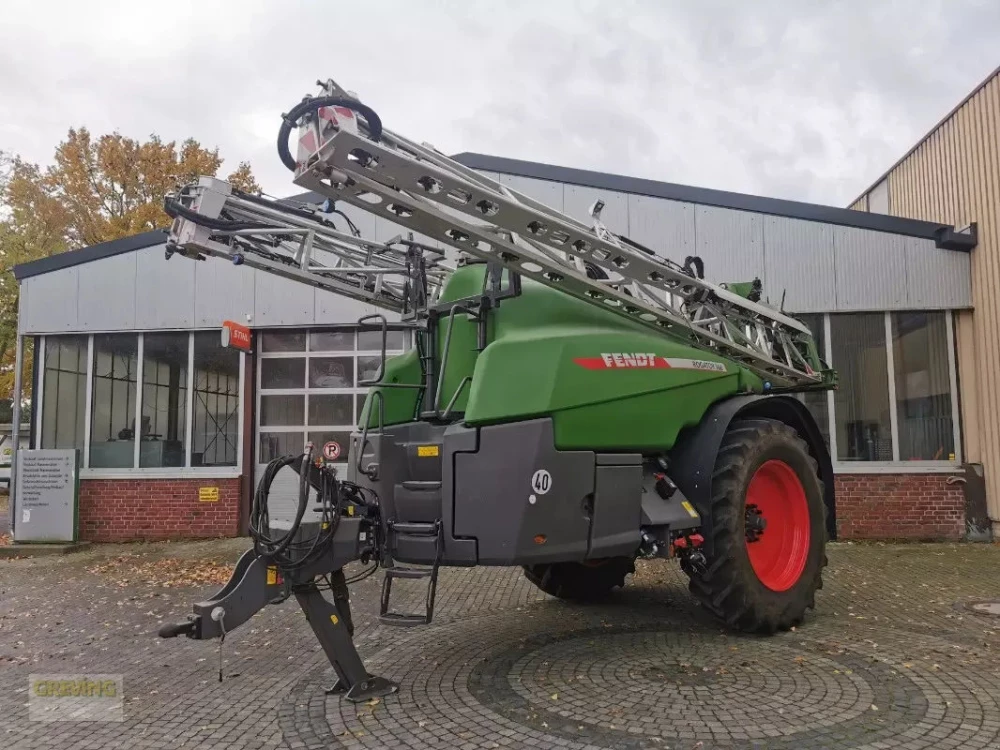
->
[221,320,252,352]
[574,353,727,372]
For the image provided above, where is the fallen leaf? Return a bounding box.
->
[86,556,234,588]
[550,692,558,700]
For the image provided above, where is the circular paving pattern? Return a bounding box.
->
[279,604,1000,750]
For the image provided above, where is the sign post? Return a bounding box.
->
[13,449,80,543]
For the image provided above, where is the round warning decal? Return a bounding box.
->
[531,469,552,495]
[323,441,342,461]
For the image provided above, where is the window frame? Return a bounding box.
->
[819,310,962,474]
[36,331,245,478]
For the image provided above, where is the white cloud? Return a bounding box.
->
[1,0,997,206]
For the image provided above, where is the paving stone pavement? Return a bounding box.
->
[2,540,1000,749]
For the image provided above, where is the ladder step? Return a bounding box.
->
[380,518,442,627]
[384,567,435,580]
[378,612,431,627]
[391,521,439,535]
[401,480,442,491]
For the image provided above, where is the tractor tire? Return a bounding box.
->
[685,417,827,634]
[523,557,635,602]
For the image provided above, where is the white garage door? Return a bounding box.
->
[255,327,407,524]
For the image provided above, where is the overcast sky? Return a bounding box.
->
[2,0,998,207]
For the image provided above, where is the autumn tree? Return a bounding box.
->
[0,129,259,400]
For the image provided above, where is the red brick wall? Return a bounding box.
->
[78,477,241,542]
[835,473,965,540]
[75,472,966,542]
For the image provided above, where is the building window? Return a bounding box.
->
[830,314,892,462]
[256,327,407,473]
[192,332,240,467]
[260,331,306,352]
[41,335,88,450]
[89,334,139,468]
[38,332,244,473]
[140,333,188,468]
[891,312,955,461]
[358,329,405,351]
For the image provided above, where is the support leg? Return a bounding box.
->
[294,575,397,703]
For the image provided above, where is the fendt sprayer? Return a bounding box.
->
[158,78,837,702]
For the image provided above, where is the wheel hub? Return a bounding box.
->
[744,504,767,543]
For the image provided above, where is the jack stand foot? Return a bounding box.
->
[343,676,399,703]
[325,680,346,695]
[295,576,397,704]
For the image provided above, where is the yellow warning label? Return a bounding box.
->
[198,486,219,502]
[321,522,329,530]
[347,505,355,516]
[330,614,340,626]
[266,567,278,585]
[681,500,699,518]
[417,445,440,457]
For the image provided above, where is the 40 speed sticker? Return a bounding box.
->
[531,469,552,495]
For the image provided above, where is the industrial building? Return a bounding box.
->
[12,100,989,540]
[849,63,1000,537]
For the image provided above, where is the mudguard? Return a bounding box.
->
[667,394,836,555]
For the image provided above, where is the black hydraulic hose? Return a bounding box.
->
[250,454,301,559]
[163,196,275,232]
[277,96,384,172]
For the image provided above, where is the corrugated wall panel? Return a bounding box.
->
[761,217,836,313]
[693,205,764,285]
[562,185,629,235]
[19,267,79,334]
[134,246,195,329]
[77,252,136,330]
[193,245,255,328]
[252,269,314,326]
[904,238,972,309]
[499,174,564,212]
[832,226,907,310]
[625,195,695,260]
[872,70,1000,525]
[315,288,399,325]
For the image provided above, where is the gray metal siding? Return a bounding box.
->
[905,238,972,308]
[627,195,695,259]
[77,252,137,330]
[135,246,195,329]
[693,205,764,285]
[19,266,79,333]
[563,184,629,235]
[17,167,974,336]
[498,174,564,212]
[193,250,255,327]
[18,242,401,335]
[253,270,318,327]
[832,226,907,310]
[761,217,837,313]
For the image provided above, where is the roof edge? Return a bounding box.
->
[13,229,168,281]
[452,153,975,252]
[849,63,1000,206]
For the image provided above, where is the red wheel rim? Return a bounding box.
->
[744,459,810,592]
